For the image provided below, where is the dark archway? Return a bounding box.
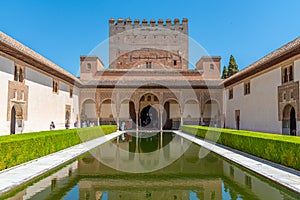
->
[10,106,16,134]
[290,107,296,135]
[282,105,297,135]
[140,105,158,129]
[65,111,70,129]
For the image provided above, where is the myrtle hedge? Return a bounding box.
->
[0,125,117,171]
[181,125,300,170]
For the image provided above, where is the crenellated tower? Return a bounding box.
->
[109,18,189,70]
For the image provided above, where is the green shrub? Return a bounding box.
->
[0,125,116,171]
[181,125,300,170]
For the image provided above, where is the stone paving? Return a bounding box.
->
[0,131,124,195]
[174,130,300,194]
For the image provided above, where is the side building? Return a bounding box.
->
[223,36,300,135]
[0,32,80,135]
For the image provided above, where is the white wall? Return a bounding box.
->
[225,68,282,133]
[0,56,14,134]
[0,55,79,135]
[25,67,79,132]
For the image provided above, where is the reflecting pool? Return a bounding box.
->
[4,132,300,200]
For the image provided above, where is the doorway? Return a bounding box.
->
[140,105,158,129]
[282,105,297,135]
[10,106,16,134]
[290,107,296,135]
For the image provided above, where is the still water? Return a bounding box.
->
[6,132,299,200]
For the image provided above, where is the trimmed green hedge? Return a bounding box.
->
[181,125,300,170]
[0,125,116,171]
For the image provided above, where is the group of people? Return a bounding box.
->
[50,120,80,130]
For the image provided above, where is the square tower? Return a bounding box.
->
[108,18,189,70]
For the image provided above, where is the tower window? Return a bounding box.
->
[53,80,59,94]
[229,89,233,99]
[282,65,293,83]
[146,62,152,69]
[210,64,214,70]
[87,63,91,71]
[174,60,177,66]
[70,87,73,98]
[244,82,250,95]
[14,65,25,82]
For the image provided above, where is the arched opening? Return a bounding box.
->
[65,111,70,129]
[290,107,296,135]
[183,99,200,125]
[10,106,16,134]
[163,99,180,130]
[81,99,97,127]
[203,100,221,127]
[119,99,135,130]
[282,104,297,135]
[100,99,116,125]
[140,105,159,129]
[139,93,160,130]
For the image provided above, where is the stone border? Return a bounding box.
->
[0,131,124,195]
[174,130,300,194]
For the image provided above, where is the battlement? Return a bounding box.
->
[109,18,188,27]
[109,18,188,36]
[109,17,189,70]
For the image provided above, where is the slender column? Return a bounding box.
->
[116,112,120,130]
[135,111,139,131]
[160,110,163,132]
[200,113,204,126]
[180,112,184,126]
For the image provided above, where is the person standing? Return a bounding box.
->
[50,121,55,130]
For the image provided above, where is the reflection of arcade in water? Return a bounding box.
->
[78,132,224,199]
[75,132,297,200]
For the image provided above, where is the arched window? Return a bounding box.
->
[14,65,18,81]
[289,66,293,81]
[19,68,23,82]
[284,68,288,83]
[87,63,92,71]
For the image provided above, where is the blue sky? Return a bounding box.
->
[1,0,300,76]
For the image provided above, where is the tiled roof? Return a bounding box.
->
[0,31,81,85]
[223,36,300,87]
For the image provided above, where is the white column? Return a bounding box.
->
[180,112,183,126]
[160,110,163,131]
[136,111,139,132]
[200,113,204,126]
[116,113,120,130]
